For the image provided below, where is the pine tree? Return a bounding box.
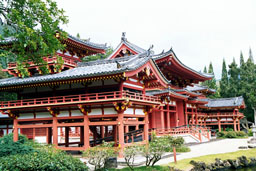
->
[240,51,244,67]
[227,58,239,97]
[207,62,217,90]
[249,47,254,63]
[203,66,207,73]
[220,59,229,97]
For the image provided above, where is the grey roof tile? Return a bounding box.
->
[186,84,216,93]
[146,88,188,98]
[0,51,170,87]
[201,96,244,108]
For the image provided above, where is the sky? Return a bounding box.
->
[56,0,256,79]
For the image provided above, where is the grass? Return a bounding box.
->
[167,148,256,171]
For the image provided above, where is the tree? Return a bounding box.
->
[83,47,114,62]
[219,59,229,97]
[240,51,244,67]
[227,58,239,97]
[249,47,254,63]
[0,0,68,65]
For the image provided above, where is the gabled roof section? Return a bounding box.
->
[0,50,170,89]
[107,32,147,59]
[186,84,216,93]
[200,96,245,108]
[153,48,213,82]
[146,88,188,100]
[0,34,107,53]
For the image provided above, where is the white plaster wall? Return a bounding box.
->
[89,108,102,116]
[71,110,83,116]
[104,108,117,115]
[124,108,134,114]
[35,136,47,143]
[36,112,52,118]
[135,109,144,115]
[19,113,34,119]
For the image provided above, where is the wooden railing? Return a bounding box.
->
[151,125,211,142]
[0,91,159,109]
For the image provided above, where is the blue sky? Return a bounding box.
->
[57,0,256,79]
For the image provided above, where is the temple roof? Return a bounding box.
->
[186,84,216,93]
[0,34,107,51]
[0,112,8,118]
[107,32,147,59]
[0,51,170,88]
[146,88,189,99]
[152,48,213,80]
[201,96,245,108]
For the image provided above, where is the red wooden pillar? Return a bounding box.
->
[204,118,207,127]
[195,109,198,125]
[167,104,170,129]
[160,106,165,130]
[83,114,90,149]
[185,104,188,125]
[238,119,240,131]
[118,112,125,157]
[136,124,139,130]
[151,110,156,129]
[52,116,58,146]
[144,114,149,142]
[218,119,221,132]
[33,128,36,140]
[47,127,52,144]
[233,119,237,131]
[191,114,194,125]
[65,127,69,147]
[13,118,18,142]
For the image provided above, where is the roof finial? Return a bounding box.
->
[148,44,154,51]
[161,49,165,54]
[121,32,126,41]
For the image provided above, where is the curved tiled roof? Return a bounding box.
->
[152,48,213,79]
[146,88,188,99]
[0,34,107,50]
[201,96,244,108]
[186,84,216,93]
[0,51,170,87]
[107,33,147,59]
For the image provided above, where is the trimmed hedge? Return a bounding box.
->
[216,131,247,138]
[0,151,88,171]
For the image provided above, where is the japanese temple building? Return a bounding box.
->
[0,33,245,154]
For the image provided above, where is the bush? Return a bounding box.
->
[248,129,253,136]
[216,131,227,138]
[225,131,237,138]
[235,131,247,137]
[225,128,234,132]
[0,150,88,171]
[0,133,36,157]
[83,141,118,170]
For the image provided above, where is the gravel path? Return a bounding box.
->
[156,138,250,165]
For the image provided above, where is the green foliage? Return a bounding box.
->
[83,47,113,62]
[217,131,247,138]
[220,59,229,97]
[0,133,35,157]
[141,136,186,167]
[0,0,68,68]
[248,129,253,136]
[109,165,171,171]
[83,141,118,170]
[124,144,142,170]
[0,134,88,170]
[0,149,88,171]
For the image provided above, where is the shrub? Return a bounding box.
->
[248,129,253,136]
[216,131,227,138]
[83,141,118,170]
[0,150,88,171]
[225,131,237,138]
[225,128,234,132]
[236,131,247,137]
[0,133,36,157]
[124,144,142,170]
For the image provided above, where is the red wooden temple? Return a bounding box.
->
[0,33,245,154]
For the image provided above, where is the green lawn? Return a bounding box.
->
[167,148,256,171]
